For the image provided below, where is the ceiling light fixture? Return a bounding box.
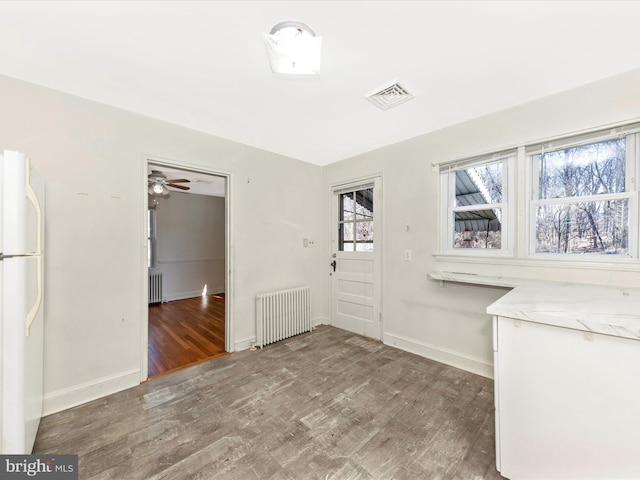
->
[264,20,322,75]
[148,182,169,197]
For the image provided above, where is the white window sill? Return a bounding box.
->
[428,271,522,288]
[433,253,640,273]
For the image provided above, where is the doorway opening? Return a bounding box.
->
[143,159,231,380]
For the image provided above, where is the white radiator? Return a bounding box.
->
[256,286,311,348]
[148,270,163,304]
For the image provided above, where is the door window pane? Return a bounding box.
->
[338,187,374,251]
[355,188,374,219]
[356,221,373,242]
[340,192,355,221]
[343,222,354,241]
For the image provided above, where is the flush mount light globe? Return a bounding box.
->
[264,20,322,75]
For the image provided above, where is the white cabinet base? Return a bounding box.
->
[494,316,640,479]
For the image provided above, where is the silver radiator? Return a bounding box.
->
[148,270,163,304]
[256,286,311,348]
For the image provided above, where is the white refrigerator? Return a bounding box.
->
[0,150,45,454]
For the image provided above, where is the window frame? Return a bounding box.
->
[440,153,515,256]
[337,185,375,253]
[437,123,640,266]
[527,132,639,260]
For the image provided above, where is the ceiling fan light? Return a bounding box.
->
[152,183,164,194]
[264,21,322,75]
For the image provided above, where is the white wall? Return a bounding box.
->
[154,191,225,300]
[0,74,323,414]
[322,68,640,378]
[3,66,640,415]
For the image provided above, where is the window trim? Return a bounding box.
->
[437,122,640,266]
[440,154,515,256]
[526,131,639,259]
[336,184,375,253]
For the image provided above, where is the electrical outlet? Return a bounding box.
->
[404,249,412,261]
[307,238,315,247]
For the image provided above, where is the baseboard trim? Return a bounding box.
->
[43,368,140,416]
[313,316,329,327]
[234,336,256,352]
[383,332,493,379]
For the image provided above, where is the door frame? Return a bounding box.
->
[140,155,233,382]
[329,175,383,339]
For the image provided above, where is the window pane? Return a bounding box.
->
[355,188,374,219]
[339,222,354,252]
[535,199,629,254]
[356,221,373,242]
[356,243,374,252]
[538,138,626,200]
[340,192,355,221]
[338,187,375,252]
[342,222,353,241]
[453,209,502,249]
[455,162,503,206]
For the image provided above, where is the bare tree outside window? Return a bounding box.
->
[534,138,629,255]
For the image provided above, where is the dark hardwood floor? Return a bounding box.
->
[34,326,504,479]
[148,293,227,378]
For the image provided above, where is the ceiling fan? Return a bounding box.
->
[148,170,190,196]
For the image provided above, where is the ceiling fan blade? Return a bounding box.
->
[166,178,190,183]
[167,183,190,190]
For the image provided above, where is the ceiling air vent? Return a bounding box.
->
[365,79,415,111]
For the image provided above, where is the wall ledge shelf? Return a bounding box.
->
[428,271,524,288]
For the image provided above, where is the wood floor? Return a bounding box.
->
[34,325,504,480]
[148,293,227,378]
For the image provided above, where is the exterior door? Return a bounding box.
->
[330,178,381,340]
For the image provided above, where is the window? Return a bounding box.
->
[438,123,640,262]
[440,153,514,254]
[338,187,374,252]
[529,133,638,257]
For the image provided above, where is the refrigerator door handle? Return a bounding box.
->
[25,159,44,337]
[25,255,42,337]
[25,158,43,256]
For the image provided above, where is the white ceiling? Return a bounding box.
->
[2,1,640,166]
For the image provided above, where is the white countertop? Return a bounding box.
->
[487,283,640,341]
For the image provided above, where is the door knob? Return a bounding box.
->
[330,260,336,272]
